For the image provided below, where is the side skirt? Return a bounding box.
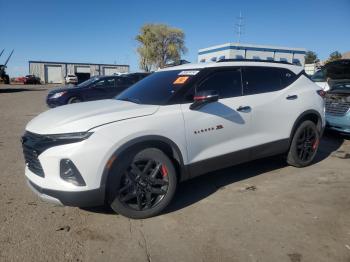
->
[187,139,289,179]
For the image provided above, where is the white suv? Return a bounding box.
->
[65,74,78,84]
[22,60,325,219]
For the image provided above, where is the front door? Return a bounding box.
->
[180,68,253,176]
[87,78,116,101]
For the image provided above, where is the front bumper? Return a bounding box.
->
[27,179,105,207]
[326,113,350,134]
[46,97,65,108]
[22,131,115,207]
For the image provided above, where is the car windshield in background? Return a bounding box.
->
[311,70,326,82]
[116,70,196,105]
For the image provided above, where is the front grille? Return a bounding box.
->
[21,132,47,177]
[23,145,44,177]
[325,101,350,116]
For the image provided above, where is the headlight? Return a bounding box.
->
[44,132,93,143]
[21,131,93,154]
[50,91,66,99]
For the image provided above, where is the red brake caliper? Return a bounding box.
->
[161,165,168,177]
[312,138,319,150]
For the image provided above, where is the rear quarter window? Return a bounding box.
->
[242,67,297,95]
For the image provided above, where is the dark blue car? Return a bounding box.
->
[46,75,144,108]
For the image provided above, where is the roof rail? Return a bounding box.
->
[216,58,294,65]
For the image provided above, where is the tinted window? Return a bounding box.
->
[90,78,115,88]
[311,70,326,82]
[94,79,108,88]
[197,70,242,99]
[116,70,195,105]
[242,67,294,95]
[280,68,297,87]
[116,77,133,85]
[105,78,115,88]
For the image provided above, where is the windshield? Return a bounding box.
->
[77,77,99,87]
[116,70,195,105]
[311,70,326,82]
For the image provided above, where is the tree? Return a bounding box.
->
[327,51,342,62]
[136,24,187,71]
[305,51,319,64]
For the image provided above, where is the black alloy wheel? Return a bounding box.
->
[287,120,320,167]
[118,159,169,211]
[296,125,318,162]
[109,148,177,219]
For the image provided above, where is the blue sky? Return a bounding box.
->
[2,0,350,76]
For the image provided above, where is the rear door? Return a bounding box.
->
[240,66,300,158]
[181,68,254,175]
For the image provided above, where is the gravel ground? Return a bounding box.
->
[0,84,350,262]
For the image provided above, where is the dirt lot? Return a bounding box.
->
[0,84,350,262]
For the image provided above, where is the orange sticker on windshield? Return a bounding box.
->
[173,76,189,85]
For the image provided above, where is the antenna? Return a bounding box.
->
[0,49,4,58]
[235,11,244,44]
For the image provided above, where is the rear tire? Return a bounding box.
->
[287,120,320,167]
[107,148,177,219]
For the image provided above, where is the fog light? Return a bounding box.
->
[60,159,86,186]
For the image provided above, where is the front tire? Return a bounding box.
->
[108,148,177,219]
[287,120,320,167]
[67,97,82,104]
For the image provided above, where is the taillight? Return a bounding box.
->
[317,90,326,98]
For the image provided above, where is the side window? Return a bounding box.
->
[94,79,107,88]
[242,67,283,95]
[117,77,133,86]
[197,70,242,99]
[280,68,297,87]
[105,78,115,88]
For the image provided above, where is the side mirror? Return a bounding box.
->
[190,90,219,110]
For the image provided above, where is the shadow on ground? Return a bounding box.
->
[82,133,345,216]
[0,88,47,93]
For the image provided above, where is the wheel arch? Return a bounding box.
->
[289,110,323,145]
[100,135,188,188]
[66,95,83,104]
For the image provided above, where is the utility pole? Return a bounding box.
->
[235,11,244,44]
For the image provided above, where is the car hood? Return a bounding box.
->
[48,85,79,94]
[26,99,159,134]
[324,59,350,80]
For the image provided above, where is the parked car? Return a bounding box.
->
[23,75,41,84]
[311,69,331,91]
[46,75,134,108]
[311,60,350,92]
[65,74,78,84]
[125,72,152,83]
[22,60,325,219]
[324,59,350,134]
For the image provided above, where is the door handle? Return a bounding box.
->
[286,95,298,100]
[237,106,251,112]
